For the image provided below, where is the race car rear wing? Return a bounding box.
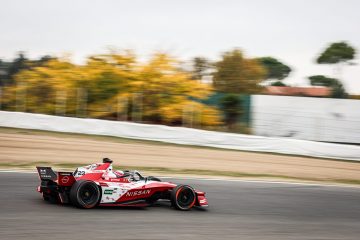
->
[36,166,76,186]
[57,172,76,186]
[36,166,57,181]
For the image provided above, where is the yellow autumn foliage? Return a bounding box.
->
[2,51,222,126]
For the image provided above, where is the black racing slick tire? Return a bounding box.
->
[171,185,196,211]
[70,180,101,209]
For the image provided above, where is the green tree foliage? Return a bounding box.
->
[308,75,347,98]
[313,41,356,98]
[317,42,356,64]
[213,49,266,94]
[271,81,287,87]
[0,59,11,86]
[5,53,30,85]
[258,57,291,80]
[219,94,242,130]
[191,57,212,80]
[0,54,56,86]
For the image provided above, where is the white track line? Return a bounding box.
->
[1,169,359,189]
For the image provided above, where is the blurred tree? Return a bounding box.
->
[2,58,83,114]
[317,42,355,64]
[79,52,137,117]
[271,81,287,87]
[308,75,347,98]
[0,54,57,86]
[316,42,356,77]
[349,94,360,100]
[0,59,11,86]
[191,57,212,80]
[219,94,242,130]
[5,52,30,85]
[1,51,222,127]
[213,49,266,94]
[33,55,57,67]
[135,53,221,126]
[258,57,291,81]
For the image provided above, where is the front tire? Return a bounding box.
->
[70,180,101,209]
[171,185,196,211]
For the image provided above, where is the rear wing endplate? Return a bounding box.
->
[57,172,76,186]
[36,166,57,181]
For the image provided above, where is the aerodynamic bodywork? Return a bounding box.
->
[36,158,208,210]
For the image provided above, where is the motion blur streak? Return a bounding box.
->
[1,172,360,240]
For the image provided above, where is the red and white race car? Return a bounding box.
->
[36,158,208,210]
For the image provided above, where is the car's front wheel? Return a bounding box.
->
[171,185,196,211]
[70,180,101,208]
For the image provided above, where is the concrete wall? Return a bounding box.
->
[0,110,360,161]
[252,95,360,144]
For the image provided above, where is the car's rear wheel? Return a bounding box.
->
[171,185,196,211]
[70,180,101,208]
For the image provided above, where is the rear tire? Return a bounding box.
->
[171,185,196,211]
[70,180,101,209]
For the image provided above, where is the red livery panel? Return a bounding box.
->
[36,158,208,211]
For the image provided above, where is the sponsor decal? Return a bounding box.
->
[125,189,151,197]
[61,176,69,184]
[40,174,52,178]
[104,189,113,195]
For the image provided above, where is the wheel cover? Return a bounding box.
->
[79,184,98,206]
[176,187,195,209]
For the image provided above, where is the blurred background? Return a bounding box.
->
[0,0,359,143]
[2,2,360,239]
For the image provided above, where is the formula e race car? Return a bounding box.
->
[36,158,208,210]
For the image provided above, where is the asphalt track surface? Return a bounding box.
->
[1,172,360,240]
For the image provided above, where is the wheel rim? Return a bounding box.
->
[79,184,98,206]
[176,187,195,209]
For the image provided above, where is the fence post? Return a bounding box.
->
[117,96,128,121]
[0,87,2,110]
[138,92,143,123]
[56,91,67,116]
[197,106,202,129]
[182,105,187,127]
[131,93,143,122]
[16,82,26,112]
[76,88,87,118]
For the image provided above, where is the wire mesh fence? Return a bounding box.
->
[2,87,360,144]
[0,86,215,129]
